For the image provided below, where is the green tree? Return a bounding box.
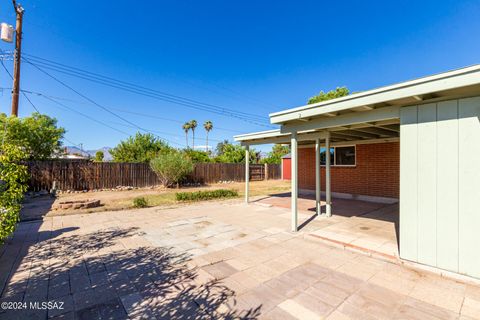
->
[203,120,213,152]
[110,132,170,162]
[260,144,290,164]
[94,150,104,162]
[307,87,350,104]
[183,149,212,163]
[0,112,65,160]
[150,150,194,188]
[214,143,258,163]
[215,139,229,156]
[182,122,190,148]
[189,120,198,149]
[0,143,29,243]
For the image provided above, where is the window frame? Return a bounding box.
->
[333,145,356,167]
[319,144,357,167]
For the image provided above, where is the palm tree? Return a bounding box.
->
[182,123,191,148]
[204,120,213,152]
[189,120,198,149]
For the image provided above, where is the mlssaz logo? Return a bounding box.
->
[29,301,64,310]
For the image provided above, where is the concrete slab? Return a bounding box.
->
[0,200,476,319]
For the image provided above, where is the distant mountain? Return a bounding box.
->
[64,146,113,161]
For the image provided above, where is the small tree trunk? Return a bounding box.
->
[206,132,209,152]
[192,130,195,149]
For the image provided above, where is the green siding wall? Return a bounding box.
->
[400,96,480,278]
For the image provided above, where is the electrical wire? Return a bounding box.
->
[17,88,243,134]
[0,59,41,113]
[107,108,243,134]
[22,53,274,127]
[34,92,132,136]
[107,120,221,143]
[20,89,226,145]
[22,56,179,145]
[25,59,271,126]
[29,92,186,147]
[23,53,269,121]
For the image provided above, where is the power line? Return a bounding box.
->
[25,59,271,125]
[0,59,40,113]
[108,107,243,134]
[107,120,221,143]
[34,92,132,136]
[23,53,269,121]
[22,56,179,145]
[62,137,83,149]
[24,58,272,128]
[18,88,243,134]
[20,89,233,143]
[34,92,184,147]
[22,53,275,127]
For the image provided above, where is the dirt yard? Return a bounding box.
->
[21,180,291,221]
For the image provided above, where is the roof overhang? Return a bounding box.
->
[234,64,480,146]
[270,64,480,124]
[234,129,327,146]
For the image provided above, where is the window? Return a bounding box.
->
[335,146,356,165]
[319,146,356,166]
[320,147,334,165]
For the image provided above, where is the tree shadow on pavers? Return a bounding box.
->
[0,228,262,319]
[30,227,145,262]
[0,228,143,304]
[20,195,56,222]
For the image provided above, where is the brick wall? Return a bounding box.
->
[297,142,399,198]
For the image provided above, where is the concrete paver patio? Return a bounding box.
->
[0,200,479,319]
[255,193,400,259]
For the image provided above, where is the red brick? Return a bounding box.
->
[294,142,399,199]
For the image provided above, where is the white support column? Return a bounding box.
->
[245,145,250,204]
[325,132,332,217]
[315,138,321,215]
[291,132,298,232]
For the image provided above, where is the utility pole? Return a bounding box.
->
[11,0,24,117]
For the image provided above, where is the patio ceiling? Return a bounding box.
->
[234,120,399,146]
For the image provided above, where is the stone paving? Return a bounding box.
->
[256,194,400,259]
[0,199,479,319]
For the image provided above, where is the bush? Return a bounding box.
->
[183,149,212,163]
[176,189,238,202]
[0,144,29,243]
[150,151,193,187]
[132,197,148,208]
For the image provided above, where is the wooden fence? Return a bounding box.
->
[26,161,281,191]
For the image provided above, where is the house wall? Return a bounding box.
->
[296,142,400,199]
[400,96,480,279]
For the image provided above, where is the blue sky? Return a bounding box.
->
[0,0,479,152]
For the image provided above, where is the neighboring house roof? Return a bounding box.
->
[56,154,88,159]
[282,153,291,159]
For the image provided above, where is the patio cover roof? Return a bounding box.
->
[235,64,480,146]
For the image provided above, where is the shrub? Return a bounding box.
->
[183,149,212,163]
[132,197,148,208]
[150,151,193,187]
[111,133,171,163]
[0,144,29,243]
[176,189,238,202]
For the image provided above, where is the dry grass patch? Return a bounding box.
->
[46,179,290,216]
